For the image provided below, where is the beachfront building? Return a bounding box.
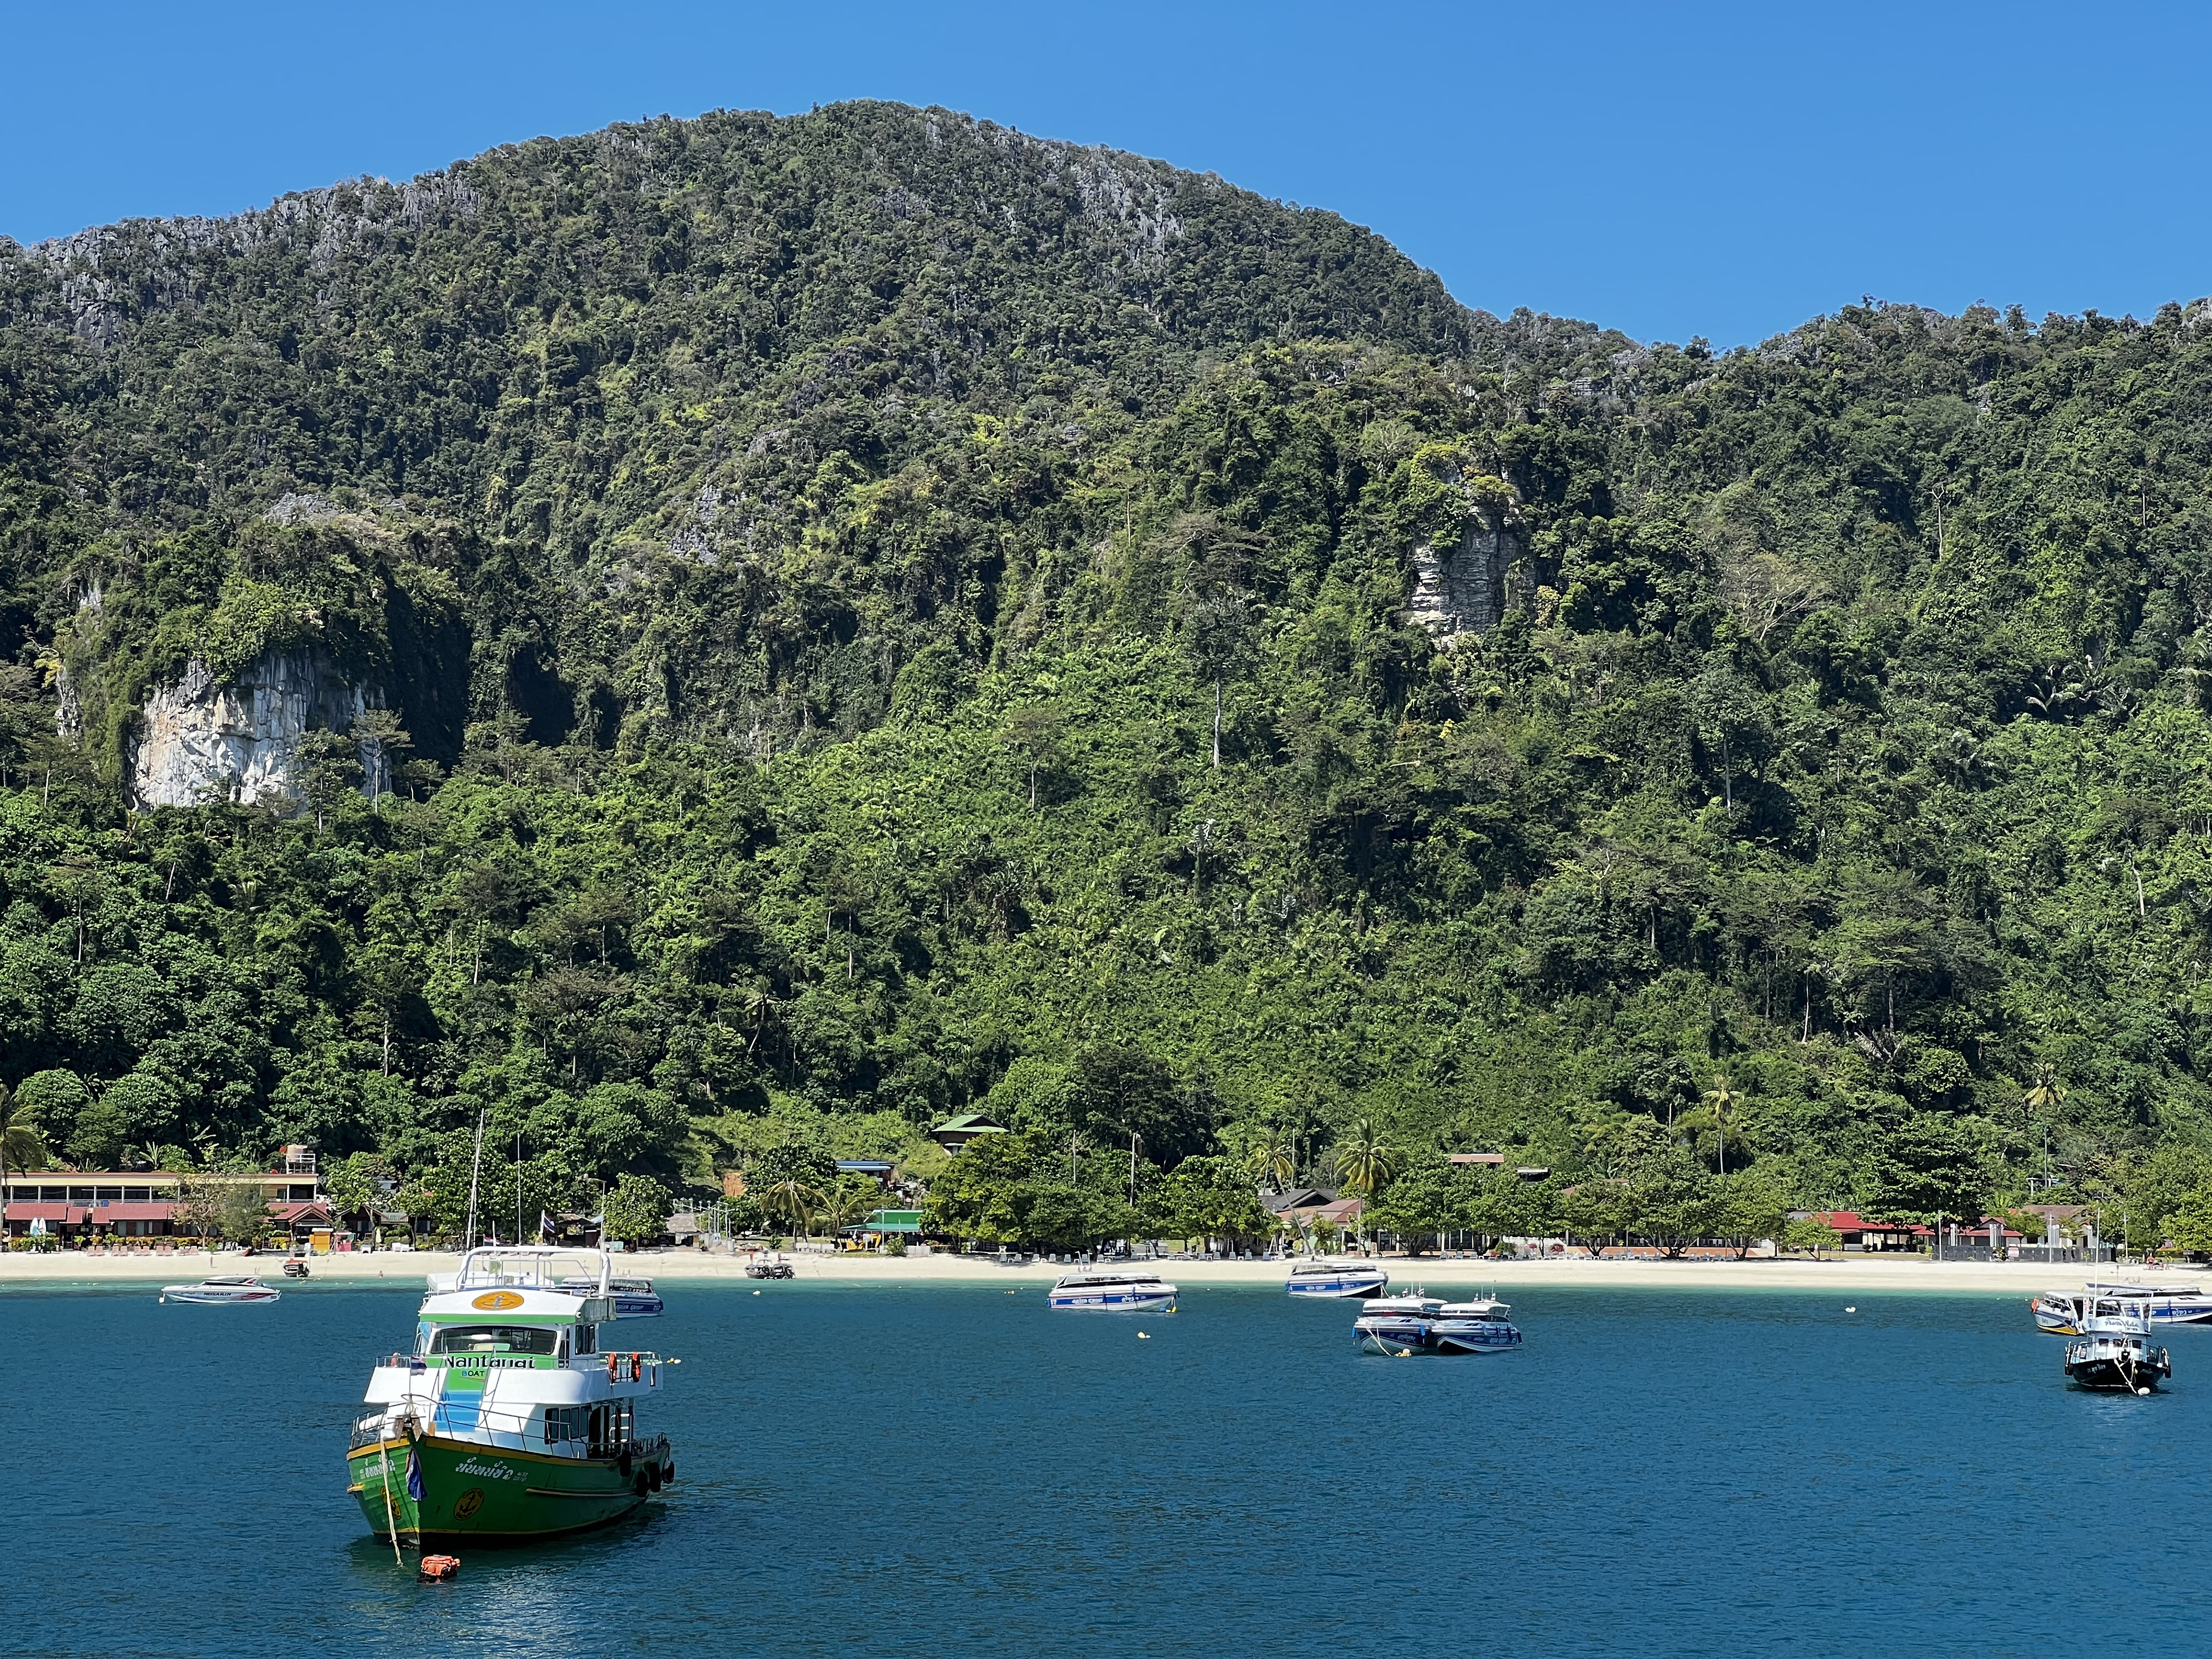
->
[1808,1212,1927,1251]
[4,1151,331,1245]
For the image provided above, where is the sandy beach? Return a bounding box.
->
[0,1248,2167,1295]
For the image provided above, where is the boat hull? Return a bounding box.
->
[347,1433,667,1548]
[1286,1276,1390,1300]
[2062,1345,2172,1392]
[1355,1317,1523,1356]
[160,1287,279,1304]
[1047,1290,1176,1311]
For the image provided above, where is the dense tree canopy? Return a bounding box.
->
[8,103,2212,1246]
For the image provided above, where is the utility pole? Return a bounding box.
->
[464,1105,486,1250]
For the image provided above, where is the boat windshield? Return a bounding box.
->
[431,1324,560,1356]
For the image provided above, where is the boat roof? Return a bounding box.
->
[1288,1260,1384,1274]
[2087,1282,2203,1295]
[1053,1271,1172,1286]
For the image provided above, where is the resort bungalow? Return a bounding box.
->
[930,1114,1008,1155]
[269,1199,336,1250]
[1810,1212,1929,1251]
[835,1160,896,1186]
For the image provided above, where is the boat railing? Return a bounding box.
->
[352,1395,668,1454]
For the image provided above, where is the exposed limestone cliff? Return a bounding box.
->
[1408,519,1515,645]
[131,652,370,808]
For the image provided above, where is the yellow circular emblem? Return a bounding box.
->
[452,1488,485,1520]
[471,1290,525,1311]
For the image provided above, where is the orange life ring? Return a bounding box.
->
[606,1352,618,1381]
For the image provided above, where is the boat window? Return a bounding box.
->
[574,1322,597,1355]
[430,1324,559,1356]
[542,1406,589,1447]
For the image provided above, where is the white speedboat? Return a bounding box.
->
[2033,1282,2212,1333]
[1285,1260,1391,1300]
[2062,1294,2171,1392]
[1352,1293,1445,1355]
[560,1276,664,1317]
[160,1276,281,1305]
[1047,1270,1178,1311]
[1432,1296,1523,1354]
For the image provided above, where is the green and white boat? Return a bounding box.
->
[346,1246,676,1549]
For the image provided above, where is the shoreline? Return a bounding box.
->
[0,1249,2168,1294]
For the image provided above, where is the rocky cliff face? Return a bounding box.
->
[131,652,369,808]
[1408,519,1515,645]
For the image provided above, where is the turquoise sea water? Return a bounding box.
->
[7,1277,2200,1656]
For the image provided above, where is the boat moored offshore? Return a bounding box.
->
[346,1247,676,1549]
[1354,1293,1524,1356]
[1432,1296,1524,1354]
[2062,1294,2172,1393]
[1047,1270,1178,1311]
[159,1276,280,1305]
[560,1276,665,1317]
[1284,1260,1391,1300]
[2033,1282,2212,1334]
[1353,1293,1445,1355]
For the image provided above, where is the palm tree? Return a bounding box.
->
[1246,1129,1296,1195]
[2024,1065,2065,1121]
[818,1182,876,1243]
[1,1084,50,1212]
[1329,1118,1400,1249]
[1683,1074,1747,1176]
[760,1177,824,1240]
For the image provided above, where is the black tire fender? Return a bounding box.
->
[634,1470,650,1497]
[617,1451,633,1478]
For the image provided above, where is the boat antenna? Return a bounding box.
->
[515,1131,523,1250]
[464,1104,487,1251]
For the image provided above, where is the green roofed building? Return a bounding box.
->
[857,1209,922,1235]
[930,1114,1007,1154]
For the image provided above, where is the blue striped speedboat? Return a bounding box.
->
[1285,1260,1391,1300]
[1048,1271,1178,1311]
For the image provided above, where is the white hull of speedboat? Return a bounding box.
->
[1285,1263,1390,1299]
[160,1278,280,1305]
[2034,1286,2212,1333]
[1048,1275,1178,1311]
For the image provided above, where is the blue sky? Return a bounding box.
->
[4,0,2208,347]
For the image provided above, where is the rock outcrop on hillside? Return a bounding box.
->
[130,654,370,808]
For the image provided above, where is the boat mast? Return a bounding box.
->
[464,1104,487,1250]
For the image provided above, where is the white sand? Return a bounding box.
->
[0,1247,2165,1295]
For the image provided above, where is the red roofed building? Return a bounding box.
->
[4,1203,92,1240]
[269,1200,335,1247]
[93,1201,182,1238]
[1811,1212,1929,1251]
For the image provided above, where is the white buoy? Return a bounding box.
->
[1138,1331,1149,1339]
[2138,1386,2152,1396]
[1844,1306,1856,1313]
[752,1290,760,1296]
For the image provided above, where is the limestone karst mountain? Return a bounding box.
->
[3,101,2210,1232]
[2,100,1585,805]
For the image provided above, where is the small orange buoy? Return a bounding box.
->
[418,1554,461,1582]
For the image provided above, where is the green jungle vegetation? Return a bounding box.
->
[8,100,2212,1252]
